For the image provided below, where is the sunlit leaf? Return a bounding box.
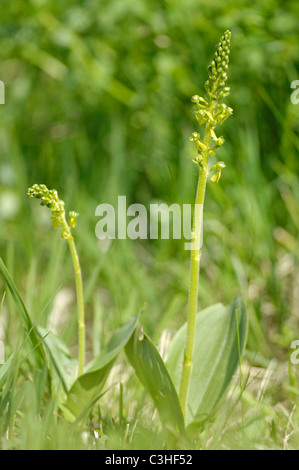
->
[166,297,247,426]
[126,327,185,433]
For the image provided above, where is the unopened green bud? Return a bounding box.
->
[205,30,231,96]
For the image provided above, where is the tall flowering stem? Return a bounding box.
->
[27,184,85,376]
[179,31,233,419]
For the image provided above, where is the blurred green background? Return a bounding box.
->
[0,0,298,384]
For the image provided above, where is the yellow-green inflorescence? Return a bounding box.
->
[27,184,79,240]
[189,30,233,182]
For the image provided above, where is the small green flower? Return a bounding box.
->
[69,211,79,229]
[210,161,226,183]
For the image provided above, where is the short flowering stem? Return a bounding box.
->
[59,214,86,377]
[27,184,85,377]
[67,235,85,376]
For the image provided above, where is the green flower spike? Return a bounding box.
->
[27,183,85,377]
[189,30,233,171]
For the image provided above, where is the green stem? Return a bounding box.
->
[67,236,85,376]
[179,120,213,420]
[61,210,85,377]
[61,212,85,376]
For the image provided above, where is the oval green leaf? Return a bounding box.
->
[166,297,247,426]
[125,327,185,434]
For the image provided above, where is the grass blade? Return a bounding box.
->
[0,257,45,366]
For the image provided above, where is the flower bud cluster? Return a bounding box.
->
[27,184,78,239]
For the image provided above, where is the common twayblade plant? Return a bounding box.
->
[27,184,85,376]
[126,31,247,437]
[179,30,234,419]
[24,184,139,422]
[0,185,138,423]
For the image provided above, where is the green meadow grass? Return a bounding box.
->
[0,0,298,450]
